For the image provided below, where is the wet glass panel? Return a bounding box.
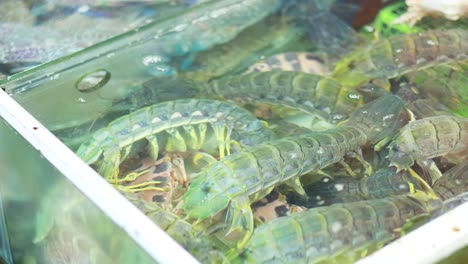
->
[0,118,155,264]
[0,0,208,78]
[1,0,289,141]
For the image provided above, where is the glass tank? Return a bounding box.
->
[0,117,157,263]
[0,0,467,263]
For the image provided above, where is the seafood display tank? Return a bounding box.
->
[1,0,467,263]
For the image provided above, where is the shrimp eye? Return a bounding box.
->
[391,145,400,152]
[201,183,211,193]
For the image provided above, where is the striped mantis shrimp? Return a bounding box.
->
[387,115,468,184]
[232,192,458,264]
[181,94,410,246]
[433,163,468,200]
[137,71,373,123]
[332,29,468,89]
[304,169,425,208]
[76,99,274,180]
[194,71,381,123]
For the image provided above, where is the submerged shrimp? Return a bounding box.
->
[388,115,468,169]
[234,193,443,264]
[387,115,468,184]
[304,169,425,208]
[332,29,468,88]
[182,95,409,246]
[138,71,370,123]
[76,99,273,179]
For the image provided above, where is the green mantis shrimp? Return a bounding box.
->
[232,192,456,264]
[304,169,425,208]
[181,94,410,246]
[387,115,468,184]
[76,99,274,179]
[332,29,468,89]
[199,72,366,122]
[138,71,372,123]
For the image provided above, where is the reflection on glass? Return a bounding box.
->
[0,118,155,264]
